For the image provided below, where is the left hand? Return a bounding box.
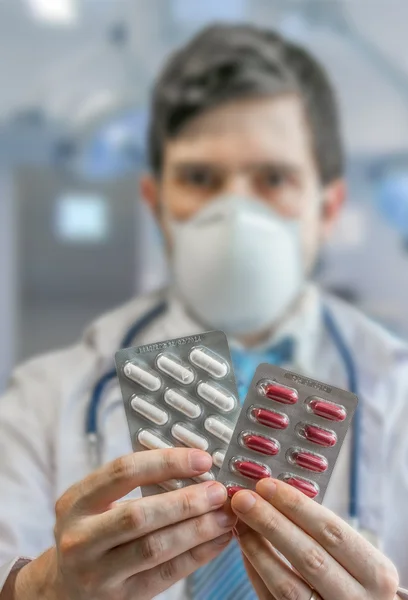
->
[231,478,400,600]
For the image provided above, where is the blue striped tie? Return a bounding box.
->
[189,338,295,600]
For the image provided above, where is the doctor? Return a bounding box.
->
[0,23,407,600]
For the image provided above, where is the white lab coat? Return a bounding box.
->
[1,286,408,597]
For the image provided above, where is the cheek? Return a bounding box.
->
[299,204,324,272]
[154,195,174,254]
[160,177,180,218]
[162,184,205,221]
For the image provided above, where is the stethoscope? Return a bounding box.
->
[86,301,361,525]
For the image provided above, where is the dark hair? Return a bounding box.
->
[148,24,344,185]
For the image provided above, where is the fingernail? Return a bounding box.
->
[213,532,233,545]
[214,510,236,528]
[190,450,212,473]
[232,491,257,514]
[257,478,277,500]
[207,483,228,507]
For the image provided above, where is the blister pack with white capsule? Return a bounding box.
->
[115,330,240,496]
[218,364,358,502]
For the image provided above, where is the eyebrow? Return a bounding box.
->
[171,161,302,176]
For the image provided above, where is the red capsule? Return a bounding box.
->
[251,407,290,430]
[283,476,319,498]
[232,459,271,481]
[290,450,328,473]
[241,432,280,456]
[260,381,298,404]
[302,424,337,448]
[227,484,246,498]
[308,398,346,422]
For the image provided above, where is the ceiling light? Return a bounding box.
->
[25,0,78,25]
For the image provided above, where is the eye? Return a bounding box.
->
[258,169,287,189]
[178,166,221,190]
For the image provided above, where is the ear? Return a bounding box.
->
[139,173,160,219]
[321,178,347,240]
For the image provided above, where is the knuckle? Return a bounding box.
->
[110,456,133,482]
[320,519,346,548]
[191,516,206,539]
[282,488,304,515]
[300,545,327,576]
[179,491,194,517]
[59,531,84,562]
[263,513,279,537]
[159,558,178,582]
[140,534,164,563]
[275,580,302,600]
[161,449,178,473]
[373,559,399,596]
[120,504,145,532]
[188,545,206,565]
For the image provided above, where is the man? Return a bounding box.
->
[0,23,407,599]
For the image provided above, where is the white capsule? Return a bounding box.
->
[212,450,226,469]
[131,395,169,426]
[123,362,161,392]
[157,354,194,385]
[137,429,173,450]
[205,416,234,443]
[164,388,202,419]
[193,471,215,483]
[159,479,184,492]
[171,423,209,451]
[197,382,235,412]
[189,347,229,379]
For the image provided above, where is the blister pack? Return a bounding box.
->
[115,330,240,497]
[218,364,358,502]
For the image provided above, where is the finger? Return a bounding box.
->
[109,499,135,509]
[129,532,233,599]
[238,528,313,600]
[242,554,274,600]
[232,489,363,599]
[257,478,398,591]
[65,449,212,514]
[73,481,228,555]
[99,508,237,583]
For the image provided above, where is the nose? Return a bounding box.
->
[223,173,253,197]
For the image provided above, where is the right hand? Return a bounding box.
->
[13,448,235,600]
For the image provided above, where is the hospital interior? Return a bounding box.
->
[0,1,408,392]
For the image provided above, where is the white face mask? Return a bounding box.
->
[169,195,304,335]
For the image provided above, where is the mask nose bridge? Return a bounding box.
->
[196,195,245,226]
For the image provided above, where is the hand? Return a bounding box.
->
[12,449,235,600]
[231,478,399,600]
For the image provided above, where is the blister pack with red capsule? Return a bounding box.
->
[115,330,240,497]
[217,364,358,503]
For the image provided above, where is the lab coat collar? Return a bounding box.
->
[163,284,322,375]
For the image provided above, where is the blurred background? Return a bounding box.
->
[1,0,408,391]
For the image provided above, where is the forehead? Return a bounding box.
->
[164,95,315,168]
